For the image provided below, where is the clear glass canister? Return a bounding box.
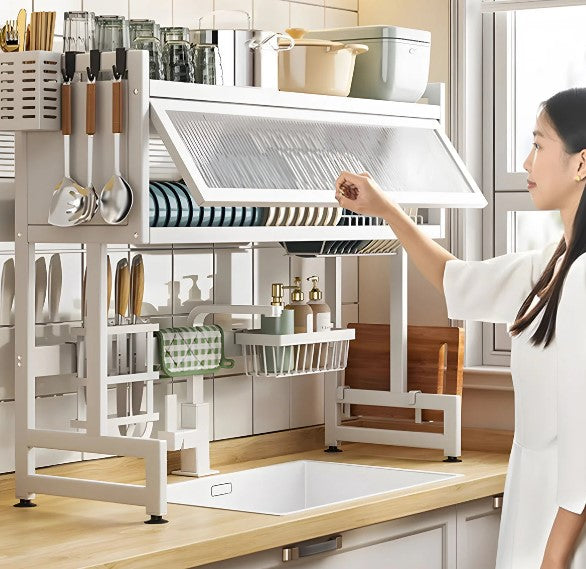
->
[63,11,96,52]
[161,27,194,82]
[192,43,223,85]
[130,19,163,80]
[96,15,130,51]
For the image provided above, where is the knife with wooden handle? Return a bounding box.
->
[115,258,129,435]
[130,255,144,426]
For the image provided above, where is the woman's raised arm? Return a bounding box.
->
[335,170,457,295]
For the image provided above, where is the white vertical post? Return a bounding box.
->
[85,243,108,436]
[324,256,342,328]
[14,132,36,500]
[390,248,408,393]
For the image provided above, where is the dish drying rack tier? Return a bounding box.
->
[8,49,485,521]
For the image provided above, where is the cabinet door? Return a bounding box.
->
[456,496,503,569]
[198,505,457,569]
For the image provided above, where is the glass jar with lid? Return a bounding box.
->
[63,11,96,52]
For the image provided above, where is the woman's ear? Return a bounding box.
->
[577,149,586,178]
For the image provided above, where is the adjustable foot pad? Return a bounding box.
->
[325,446,342,453]
[14,498,37,508]
[145,515,169,524]
[444,456,462,463]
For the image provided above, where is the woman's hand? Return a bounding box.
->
[335,170,396,218]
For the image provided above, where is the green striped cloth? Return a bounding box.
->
[155,325,234,378]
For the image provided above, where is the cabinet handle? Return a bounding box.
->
[493,493,504,509]
[282,535,342,562]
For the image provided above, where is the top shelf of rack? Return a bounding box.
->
[148,80,443,122]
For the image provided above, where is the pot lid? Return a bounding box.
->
[305,25,431,44]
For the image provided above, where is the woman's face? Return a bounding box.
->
[523,110,585,211]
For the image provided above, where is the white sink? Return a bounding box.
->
[167,460,464,515]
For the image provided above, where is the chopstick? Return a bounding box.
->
[26,12,56,51]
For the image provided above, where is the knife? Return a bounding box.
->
[48,254,62,323]
[115,258,129,435]
[35,257,47,322]
[0,259,15,326]
[17,9,26,52]
[130,255,144,432]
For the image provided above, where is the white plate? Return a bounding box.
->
[312,207,325,226]
[305,208,318,226]
[273,207,286,226]
[282,206,296,227]
[300,207,314,225]
[266,207,277,226]
[331,207,343,227]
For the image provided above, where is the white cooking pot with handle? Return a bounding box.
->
[278,28,368,97]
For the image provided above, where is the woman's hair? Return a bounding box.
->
[508,87,586,348]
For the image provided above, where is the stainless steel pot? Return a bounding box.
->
[190,10,294,89]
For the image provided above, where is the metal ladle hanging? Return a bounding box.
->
[99,48,133,224]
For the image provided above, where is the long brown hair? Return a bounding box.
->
[508,88,586,348]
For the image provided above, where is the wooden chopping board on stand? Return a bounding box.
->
[344,323,465,422]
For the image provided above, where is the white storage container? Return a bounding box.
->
[0,51,62,131]
[305,26,431,103]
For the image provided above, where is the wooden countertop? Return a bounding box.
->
[0,442,509,569]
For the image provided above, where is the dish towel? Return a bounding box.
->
[155,325,235,378]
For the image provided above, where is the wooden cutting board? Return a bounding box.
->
[344,323,465,422]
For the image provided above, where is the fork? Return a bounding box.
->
[0,20,19,52]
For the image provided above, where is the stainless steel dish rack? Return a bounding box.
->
[5,48,486,521]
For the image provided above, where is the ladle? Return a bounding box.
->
[99,48,133,224]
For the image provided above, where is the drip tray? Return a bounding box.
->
[167,460,463,516]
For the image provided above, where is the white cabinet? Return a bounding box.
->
[197,496,502,569]
[198,504,457,568]
[456,495,503,569]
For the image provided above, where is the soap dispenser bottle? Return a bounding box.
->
[259,282,294,373]
[284,277,314,333]
[306,275,332,332]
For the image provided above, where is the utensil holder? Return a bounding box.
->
[0,51,62,131]
[235,328,355,378]
[73,322,160,434]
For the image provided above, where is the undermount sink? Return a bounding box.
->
[167,460,464,516]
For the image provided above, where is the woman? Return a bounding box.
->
[335,87,586,569]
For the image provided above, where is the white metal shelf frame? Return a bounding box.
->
[13,51,467,521]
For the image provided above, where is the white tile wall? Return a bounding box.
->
[214,374,253,440]
[0,0,358,473]
[325,6,357,28]
[289,2,325,29]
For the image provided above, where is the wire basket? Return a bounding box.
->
[234,328,355,378]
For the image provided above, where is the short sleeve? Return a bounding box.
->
[442,242,557,324]
[556,254,586,515]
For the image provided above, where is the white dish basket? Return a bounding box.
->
[0,51,62,131]
[234,328,355,378]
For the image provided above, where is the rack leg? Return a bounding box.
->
[14,236,36,504]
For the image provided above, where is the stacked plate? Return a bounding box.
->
[265,206,342,227]
[148,181,346,228]
[149,181,269,227]
[282,239,402,257]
